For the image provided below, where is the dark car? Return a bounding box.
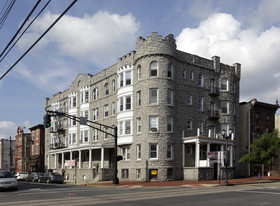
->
[26,172,44,182]
[38,172,64,184]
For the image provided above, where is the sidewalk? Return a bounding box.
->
[65,176,280,188]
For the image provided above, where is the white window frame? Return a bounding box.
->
[149,88,158,104]
[92,129,98,142]
[150,61,158,76]
[221,78,228,91]
[198,97,204,111]
[137,117,141,133]
[136,144,141,160]
[125,120,131,135]
[221,101,229,114]
[104,104,109,118]
[167,144,173,159]
[137,91,141,106]
[112,80,116,93]
[103,127,108,140]
[167,117,173,132]
[122,146,130,161]
[198,73,204,87]
[137,65,141,80]
[92,108,98,121]
[149,144,158,159]
[104,83,109,96]
[112,102,115,116]
[93,88,99,100]
[149,116,158,132]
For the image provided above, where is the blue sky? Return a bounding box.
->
[1,0,280,139]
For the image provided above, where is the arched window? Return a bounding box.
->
[93,88,99,100]
[167,63,173,78]
[150,61,158,76]
[137,65,141,80]
[183,69,187,79]
[221,78,228,91]
[104,83,109,95]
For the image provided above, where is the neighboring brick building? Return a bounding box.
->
[29,124,45,172]
[45,32,240,181]
[239,99,279,177]
[15,127,31,173]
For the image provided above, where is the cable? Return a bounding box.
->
[0,0,52,63]
[0,0,16,30]
[0,0,41,59]
[0,0,78,81]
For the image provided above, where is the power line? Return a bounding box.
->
[0,0,41,59]
[0,0,78,81]
[0,0,16,30]
[0,0,52,63]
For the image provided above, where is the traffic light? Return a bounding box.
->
[44,114,51,128]
[116,155,123,161]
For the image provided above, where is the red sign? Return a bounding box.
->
[65,160,76,166]
[207,151,226,159]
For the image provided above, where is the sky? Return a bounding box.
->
[1,0,280,139]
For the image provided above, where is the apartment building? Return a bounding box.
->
[45,32,241,181]
[29,124,45,172]
[239,99,279,177]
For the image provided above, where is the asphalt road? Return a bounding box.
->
[1,181,280,205]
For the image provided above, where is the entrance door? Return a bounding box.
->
[214,163,218,180]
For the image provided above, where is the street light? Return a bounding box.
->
[221,129,232,185]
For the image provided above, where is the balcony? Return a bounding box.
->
[50,142,67,149]
[208,110,219,121]
[50,126,65,133]
[209,87,220,97]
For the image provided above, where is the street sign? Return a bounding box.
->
[65,160,76,166]
[80,117,87,125]
[207,151,226,159]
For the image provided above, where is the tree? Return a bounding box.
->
[239,130,280,179]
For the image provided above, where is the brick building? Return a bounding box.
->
[239,99,279,177]
[29,124,45,172]
[45,32,240,181]
[15,127,31,173]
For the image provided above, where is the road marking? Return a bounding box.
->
[235,190,280,195]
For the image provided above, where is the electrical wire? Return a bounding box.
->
[0,0,52,63]
[0,0,78,81]
[0,0,41,59]
[0,0,16,30]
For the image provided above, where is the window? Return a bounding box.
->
[150,144,158,159]
[149,88,158,104]
[198,97,204,111]
[71,115,76,126]
[119,121,123,135]
[190,71,194,80]
[167,118,173,132]
[198,74,204,86]
[69,96,77,108]
[120,73,124,87]
[183,69,187,79]
[125,71,131,85]
[80,130,89,143]
[187,120,192,130]
[221,78,228,91]
[137,65,141,80]
[92,108,98,121]
[167,89,174,105]
[167,63,173,78]
[93,88,99,100]
[32,145,34,155]
[187,95,192,105]
[150,61,158,76]
[80,90,89,103]
[69,133,76,144]
[92,129,98,141]
[121,169,129,179]
[119,97,124,111]
[36,143,39,154]
[221,101,229,114]
[80,110,89,120]
[149,116,158,131]
[137,91,141,106]
[125,96,131,110]
[104,83,109,96]
[103,127,108,140]
[112,80,116,93]
[137,117,141,133]
[137,144,141,160]
[104,104,109,118]
[136,169,141,179]
[36,130,39,140]
[125,120,131,135]
[112,102,115,116]
[198,122,204,135]
[221,123,229,134]
[167,144,172,159]
[122,146,130,160]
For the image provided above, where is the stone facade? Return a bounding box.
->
[45,32,240,182]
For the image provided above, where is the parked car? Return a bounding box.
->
[0,170,18,191]
[14,172,28,181]
[38,172,64,184]
[26,172,44,182]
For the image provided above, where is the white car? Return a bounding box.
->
[14,172,28,181]
[0,170,18,191]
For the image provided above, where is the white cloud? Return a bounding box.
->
[18,10,140,67]
[176,12,280,103]
[0,121,17,139]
